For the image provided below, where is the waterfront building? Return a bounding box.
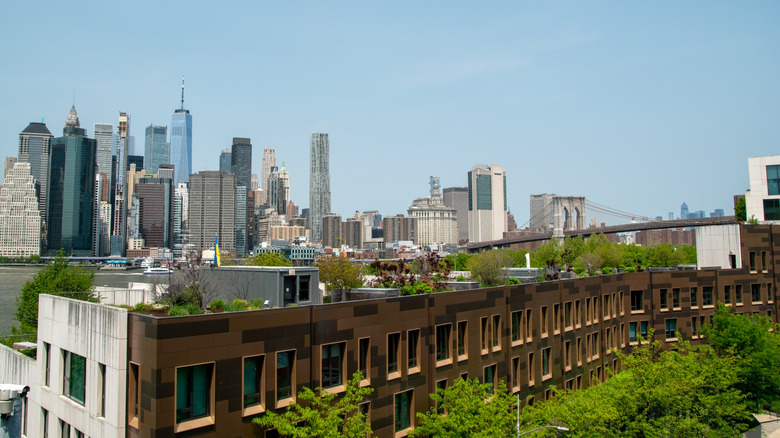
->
[144,124,168,174]
[170,78,192,186]
[309,133,331,243]
[467,164,507,242]
[0,162,41,257]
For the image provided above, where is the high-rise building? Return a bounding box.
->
[268,164,291,216]
[188,171,235,254]
[18,121,53,226]
[382,214,417,244]
[322,213,342,248]
[250,174,259,191]
[235,185,248,257]
[173,181,188,257]
[443,187,469,243]
[93,174,110,256]
[48,106,96,256]
[3,156,17,181]
[681,202,689,220]
[170,77,192,186]
[0,162,41,257]
[408,176,458,247]
[93,123,114,180]
[110,112,130,256]
[144,125,169,174]
[342,217,362,249]
[219,149,231,173]
[231,137,252,190]
[467,164,507,242]
[135,176,174,249]
[261,148,276,205]
[309,133,331,243]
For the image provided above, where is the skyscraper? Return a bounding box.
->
[135,176,174,249]
[144,124,169,174]
[94,123,114,182]
[231,137,252,190]
[188,171,235,254]
[443,187,469,244]
[261,148,276,205]
[467,164,507,243]
[48,106,96,256]
[110,112,130,256]
[0,162,41,257]
[309,133,331,243]
[17,121,53,226]
[219,149,231,173]
[170,77,193,186]
[408,176,458,246]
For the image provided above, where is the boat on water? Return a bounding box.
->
[143,267,174,275]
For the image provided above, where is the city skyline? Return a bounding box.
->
[1,2,778,225]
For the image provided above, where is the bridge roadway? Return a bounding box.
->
[467,215,738,251]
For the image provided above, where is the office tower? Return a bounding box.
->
[128,155,143,172]
[135,176,174,249]
[382,214,417,244]
[467,164,507,242]
[173,182,188,257]
[0,162,41,257]
[309,133,331,243]
[3,156,17,180]
[408,176,458,246]
[188,171,235,253]
[443,187,469,244]
[251,174,258,190]
[261,148,275,205]
[268,164,290,215]
[322,213,342,248]
[219,149,231,173]
[48,106,96,256]
[144,125,169,174]
[92,174,110,256]
[170,77,192,185]
[235,185,247,256]
[680,202,689,220]
[94,123,114,179]
[110,112,130,256]
[17,120,53,226]
[231,137,252,190]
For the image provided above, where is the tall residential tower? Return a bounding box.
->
[309,133,331,243]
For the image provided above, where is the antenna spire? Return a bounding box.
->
[180,76,185,110]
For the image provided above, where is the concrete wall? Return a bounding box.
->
[696,224,742,269]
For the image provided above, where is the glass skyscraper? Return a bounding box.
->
[144,124,169,174]
[170,78,192,186]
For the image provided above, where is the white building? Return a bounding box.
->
[467,164,507,242]
[0,162,41,257]
[746,155,780,223]
[408,177,458,247]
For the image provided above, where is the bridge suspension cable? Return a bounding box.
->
[584,199,653,222]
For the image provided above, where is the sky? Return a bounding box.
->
[1,2,779,228]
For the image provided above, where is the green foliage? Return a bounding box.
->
[168,303,202,316]
[250,298,265,308]
[455,275,467,282]
[208,299,226,310]
[531,238,563,269]
[506,277,521,285]
[735,196,747,221]
[411,378,516,438]
[133,302,156,311]
[704,303,780,411]
[315,256,364,292]
[467,250,512,287]
[254,371,373,437]
[454,252,470,271]
[168,285,203,308]
[224,299,249,312]
[747,215,759,225]
[644,244,686,267]
[521,337,753,437]
[14,251,96,337]
[247,251,293,267]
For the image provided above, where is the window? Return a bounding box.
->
[769,283,774,303]
[42,408,48,438]
[665,319,677,340]
[576,337,582,366]
[98,363,106,418]
[388,333,401,378]
[554,304,561,332]
[736,284,743,304]
[511,356,520,390]
[492,315,501,349]
[752,284,762,303]
[603,295,610,319]
[322,342,345,389]
[765,199,780,221]
[43,342,51,387]
[702,286,714,306]
[564,340,572,371]
[620,323,626,347]
[128,362,140,428]
[484,364,497,392]
[672,288,680,309]
[630,290,643,312]
[435,324,452,365]
[762,252,768,272]
[724,285,732,304]
[640,321,649,339]
[511,311,522,343]
[408,330,420,372]
[525,309,533,341]
[457,321,468,359]
[176,362,215,431]
[435,380,447,413]
[299,276,311,301]
[540,306,549,337]
[619,292,625,315]
[629,322,637,343]
[60,419,70,438]
[359,337,370,383]
[660,289,668,310]
[276,350,295,406]
[243,355,265,415]
[750,252,757,272]
[691,317,698,338]
[359,401,372,425]
[585,298,591,324]
[394,390,413,434]
[542,347,552,379]
[591,332,599,359]
[768,164,780,195]
[480,317,488,353]
[63,351,86,405]
[688,287,698,308]
[528,352,536,386]
[575,300,581,327]
[564,302,573,329]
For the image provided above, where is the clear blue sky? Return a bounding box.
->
[1,2,778,227]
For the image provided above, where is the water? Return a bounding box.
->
[0,266,147,335]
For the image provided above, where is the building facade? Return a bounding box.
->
[746,155,780,223]
[170,79,192,186]
[110,112,130,256]
[443,187,469,244]
[230,137,252,191]
[188,171,236,254]
[93,123,114,188]
[17,121,53,227]
[219,149,231,173]
[261,148,276,205]
[309,133,331,243]
[468,164,507,242]
[408,177,458,247]
[322,213,342,248]
[134,177,174,249]
[382,214,417,245]
[0,162,41,257]
[144,124,168,174]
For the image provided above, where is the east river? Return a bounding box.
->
[0,265,148,334]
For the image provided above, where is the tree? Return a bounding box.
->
[519,337,753,437]
[735,196,747,221]
[14,251,97,337]
[467,249,512,287]
[530,239,563,270]
[254,371,373,437]
[644,243,682,267]
[704,303,780,411]
[315,256,364,292]
[411,378,516,438]
[247,250,293,267]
